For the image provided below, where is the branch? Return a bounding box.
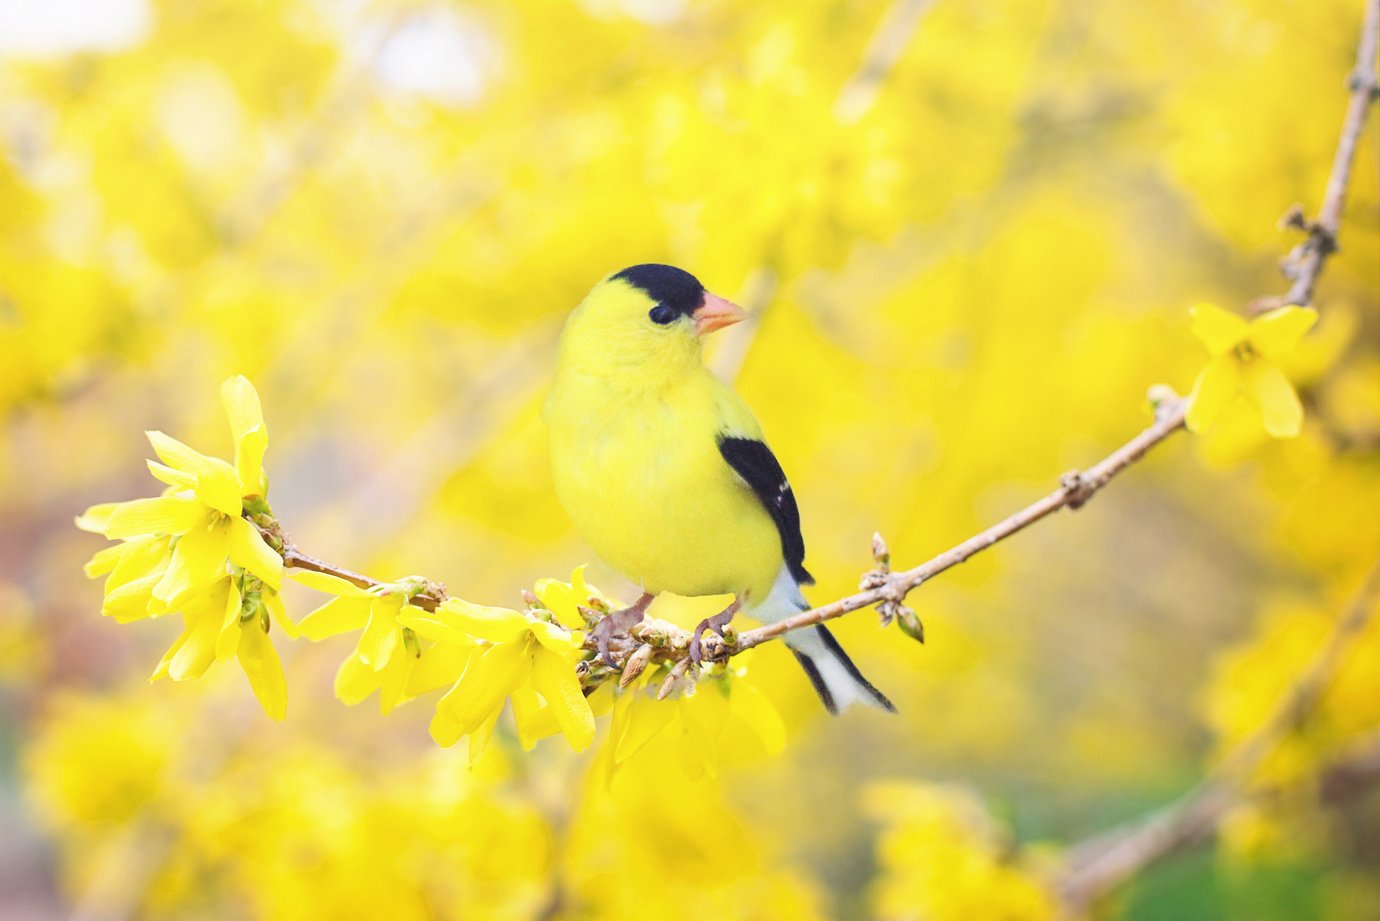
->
[734,396,1188,652]
[1051,8,1380,907]
[710,0,935,381]
[1253,0,1380,312]
[250,512,448,611]
[835,0,938,123]
[1059,555,1380,913]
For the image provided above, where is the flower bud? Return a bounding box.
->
[620,643,654,688]
[896,606,925,644]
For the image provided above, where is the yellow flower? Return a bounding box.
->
[530,565,604,629]
[292,571,423,715]
[1186,303,1317,438]
[604,653,786,782]
[75,376,291,720]
[76,375,282,617]
[149,572,295,721]
[866,781,1058,921]
[399,599,594,758]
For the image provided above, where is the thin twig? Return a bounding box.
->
[711,0,934,382]
[835,0,938,123]
[705,265,779,380]
[734,397,1188,652]
[1059,556,1380,913]
[1253,0,1379,312]
[1056,8,1380,904]
[279,546,445,611]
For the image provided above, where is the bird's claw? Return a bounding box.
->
[593,593,653,669]
[688,599,741,668]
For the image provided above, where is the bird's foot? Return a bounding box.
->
[689,598,741,668]
[594,593,654,668]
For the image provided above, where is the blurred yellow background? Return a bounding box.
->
[1,0,1377,918]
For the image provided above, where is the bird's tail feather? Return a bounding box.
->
[786,624,895,715]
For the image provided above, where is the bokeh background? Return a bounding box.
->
[2,0,1378,918]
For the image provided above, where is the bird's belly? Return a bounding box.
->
[552,418,782,601]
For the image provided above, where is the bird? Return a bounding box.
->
[544,263,893,714]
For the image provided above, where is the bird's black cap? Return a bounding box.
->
[612,264,705,317]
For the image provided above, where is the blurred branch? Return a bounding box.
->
[710,0,935,381]
[218,1,410,244]
[835,0,938,123]
[1252,0,1379,313]
[1053,12,1380,906]
[1058,555,1380,914]
[705,265,779,380]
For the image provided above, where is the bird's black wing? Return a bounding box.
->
[716,436,814,585]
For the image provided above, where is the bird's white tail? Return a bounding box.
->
[784,624,895,715]
[752,563,894,715]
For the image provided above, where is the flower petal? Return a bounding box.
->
[406,642,476,695]
[287,569,373,596]
[1190,302,1248,356]
[334,654,378,706]
[429,681,468,747]
[103,571,164,622]
[263,590,298,640]
[237,620,287,721]
[431,599,530,643]
[446,639,528,736]
[1248,306,1318,359]
[529,645,595,752]
[75,503,120,535]
[221,376,268,496]
[154,600,225,682]
[377,650,414,715]
[399,605,488,647]
[85,542,133,578]
[529,619,581,653]
[105,536,172,591]
[1243,360,1304,438]
[1186,355,1240,433]
[151,519,230,611]
[297,596,372,640]
[103,497,205,540]
[729,681,786,756]
[356,598,402,671]
[146,460,197,491]
[215,581,244,662]
[612,691,669,765]
[228,517,283,590]
[146,431,242,516]
[467,709,503,766]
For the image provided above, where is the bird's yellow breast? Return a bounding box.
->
[546,369,783,603]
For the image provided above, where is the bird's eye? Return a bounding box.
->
[648,303,677,325]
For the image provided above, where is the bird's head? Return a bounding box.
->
[556,264,745,381]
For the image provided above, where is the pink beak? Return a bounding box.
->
[693,293,747,335]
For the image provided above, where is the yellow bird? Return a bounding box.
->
[545,264,893,714]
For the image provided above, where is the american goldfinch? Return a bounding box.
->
[545,264,893,714]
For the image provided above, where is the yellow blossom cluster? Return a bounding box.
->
[75,377,292,717]
[866,781,1058,921]
[75,377,793,775]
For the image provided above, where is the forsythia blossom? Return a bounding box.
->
[866,781,1058,921]
[400,591,594,758]
[293,570,422,714]
[76,377,293,719]
[1185,302,1317,438]
[603,653,786,782]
